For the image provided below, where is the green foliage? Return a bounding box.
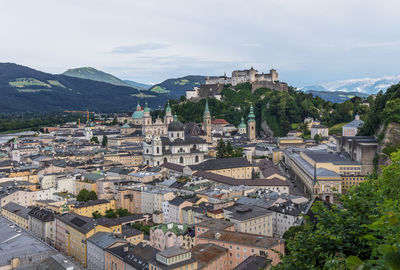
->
[116,208,131,217]
[105,209,117,219]
[216,139,243,158]
[313,134,323,143]
[275,149,400,269]
[92,211,102,219]
[131,223,151,235]
[90,136,99,144]
[76,189,97,202]
[360,84,400,136]
[102,135,108,147]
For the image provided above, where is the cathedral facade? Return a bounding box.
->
[142,102,211,167]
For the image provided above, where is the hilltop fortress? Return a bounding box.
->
[186,67,288,100]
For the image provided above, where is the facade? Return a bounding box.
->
[87,232,127,270]
[141,187,175,214]
[150,223,194,251]
[268,201,308,237]
[189,157,255,179]
[163,196,192,224]
[197,230,284,268]
[342,115,364,137]
[149,247,198,270]
[223,205,274,236]
[310,124,329,139]
[72,199,116,217]
[1,202,30,230]
[28,207,55,245]
[192,243,229,270]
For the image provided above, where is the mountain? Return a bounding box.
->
[123,80,151,90]
[301,75,400,95]
[306,90,369,103]
[0,63,167,113]
[149,75,206,98]
[62,67,133,88]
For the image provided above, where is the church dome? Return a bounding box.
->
[132,110,144,119]
[168,115,184,131]
[238,117,247,129]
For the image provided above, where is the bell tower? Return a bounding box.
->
[202,100,212,143]
[164,101,173,125]
[247,105,256,141]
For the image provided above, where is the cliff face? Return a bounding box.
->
[377,122,400,168]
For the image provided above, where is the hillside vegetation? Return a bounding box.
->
[149,75,205,98]
[62,67,133,87]
[165,83,369,137]
[0,63,168,113]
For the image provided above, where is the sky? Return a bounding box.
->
[1,0,400,86]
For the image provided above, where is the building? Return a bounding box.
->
[204,67,288,93]
[237,117,247,135]
[189,157,254,179]
[268,201,308,237]
[247,105,257,141]
[150,223,194,251]
[310,124,329,139]
[192,243,229,270]
[87,232,127,270]
[223,205,274,236]
[121,225,144,245]
[234,255,271,270]
[55,212,114,267]
[197,230,284,268]
[1,202,30,230]
[0,217,56,269]
[141,187,175,214]
[149,247,198,270]
[163,196,192,224]
[342,114,364,137]
[72,199,116,217]
[28,207,55,245]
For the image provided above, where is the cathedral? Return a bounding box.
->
[142,101,211,166]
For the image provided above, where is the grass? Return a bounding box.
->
[17,89,53,93]
[291,123,300,129]
[0,128,32,135]
[131,93,156,98]
[329,122,348,136]
[150,86,170,93]
[47,80,66,88]
[174,79,190,85]
[9,77,51,88]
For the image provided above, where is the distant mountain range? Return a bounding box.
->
[305,90,369,103]
[123,80,152,91]
[149,75,206,98]
[63,67,135,88]
[0,63,167,113]
[301,75,400,95]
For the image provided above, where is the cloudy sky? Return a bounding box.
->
[2,0,400,86]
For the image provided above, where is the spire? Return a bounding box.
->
[248,105,255,122]
[166,101,171,112]
[136,100,141,111]
[204,99,210,115]
[173,114,178,122]
[144,100,150,113]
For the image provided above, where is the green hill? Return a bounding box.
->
[149,75,206,97]
[0,63,167,113]
[62,67,133,88]
[123,80,151,91]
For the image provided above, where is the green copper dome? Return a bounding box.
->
[132,110,144,119]
[238,117,247,129]
[144,101,150,113]
[166,102,171,112]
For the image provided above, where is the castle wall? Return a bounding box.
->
[252,81,288,93]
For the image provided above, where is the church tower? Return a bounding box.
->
[203,100,212,143]
[248,105,256,141]
[238,116,247,134]
[142,101,152,135]
[164,102,173,125]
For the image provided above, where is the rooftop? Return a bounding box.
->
[191,243,228,266]
[189,157,251,171]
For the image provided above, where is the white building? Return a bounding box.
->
[342,115,364,137]
[310,124,329,139]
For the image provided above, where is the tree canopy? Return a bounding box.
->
[76,188,97,202]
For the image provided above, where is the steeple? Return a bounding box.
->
[166,101,171,112]
[204,99,210,116]
[248,105,255,121]
[247,104,256,141]
[173,114,178,122]
[136,100,141,111]
[144,100,150,113]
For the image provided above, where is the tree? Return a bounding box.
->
[116,208,131,217]
[77,188,90,202]
[216,139,226,159]
[111,116,118,125]
[88,191,98,201]
[90,136,99,144]
[105,209,117,219]
[313,133,323,143]
[92,211,102,219]
[102,135,108,148]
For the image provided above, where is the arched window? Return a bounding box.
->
[157,161,160,166]
[177,132,180,138]
[146,149,149,154]
[195,156,199,163]
[146,160,149,165]
[156,147,160,154]
[171,133,174,137]
[164,158,167,163]
[193,144,197,150]
[180,157,184,164]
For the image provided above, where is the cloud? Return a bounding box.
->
[111,43,169,54]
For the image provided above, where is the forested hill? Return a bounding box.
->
[62,67,133,87]
[164,83,370,137]
[0,63,168,113]
[149,75,206,97]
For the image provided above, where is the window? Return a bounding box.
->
[180,157,184,164]
[195,156,199,163]
[156,147,160,154]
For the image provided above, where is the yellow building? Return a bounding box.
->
[36,199,75,213]
[342,175,365,191]
[206,209,224,219]
[278,136,305,149]
[104,152,143,167]
[75,172,105,194]
[189,157,254,179]
[72,199,116,217]
[1,202,30,230]
[122,226,144,245]
[55,212,113,267]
